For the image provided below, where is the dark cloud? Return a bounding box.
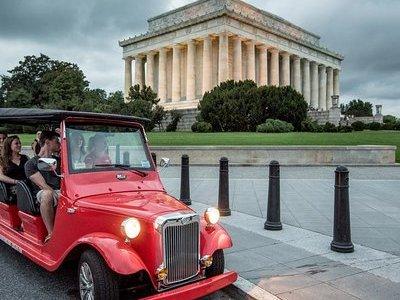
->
[0,0,399,115]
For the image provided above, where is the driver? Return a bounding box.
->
[84,134,111,168]
[25,131,61,243]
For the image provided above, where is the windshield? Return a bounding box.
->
[66,123,152,173]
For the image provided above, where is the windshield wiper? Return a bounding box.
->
[94,164,148,177]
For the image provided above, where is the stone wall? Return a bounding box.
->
[345,115,384,125]
[160,108,199,131]
[150,145,396,166]
[308,107,341,126]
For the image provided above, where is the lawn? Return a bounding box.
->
[18,131,400,162]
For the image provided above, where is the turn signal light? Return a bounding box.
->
[200,255,213,268]
[156,265,168,281]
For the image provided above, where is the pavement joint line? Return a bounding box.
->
[225,269,281,300]
[190,201,400,284]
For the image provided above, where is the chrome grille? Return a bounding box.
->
[162,215,200,284]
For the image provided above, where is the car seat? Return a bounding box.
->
[0,182,10,203]
[16,181,40,215]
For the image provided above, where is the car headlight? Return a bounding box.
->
[121,218,141,239]
[204,207,220,226]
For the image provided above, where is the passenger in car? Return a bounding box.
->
[0,130,8,157]
[84,134,111,168]
[31,131,42,156]
[25,131,61,242]
[0,135,29,203]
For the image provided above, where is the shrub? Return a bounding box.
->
[301,117,321,132]
[323,122,337,133]
[191,122,212,133]
[383,115,397,124]
[395,121,400,131]
[351,121,365,131]
[368,122,382,131]
[166,109,183,132]
[382,122,395,130]
[256,119,294,133]
[198,81,308,132]
[338,125,353,133]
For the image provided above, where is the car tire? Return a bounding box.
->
[205,249,225,278]
[78,249,119,300]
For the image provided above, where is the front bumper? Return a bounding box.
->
[142,271,238,300]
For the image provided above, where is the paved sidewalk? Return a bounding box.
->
[160,166,400,299]
[160,166,400,255]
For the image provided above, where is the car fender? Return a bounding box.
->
[201,223,233,255]
[74,232,148,275]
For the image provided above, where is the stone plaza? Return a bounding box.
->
[120,0,343,113]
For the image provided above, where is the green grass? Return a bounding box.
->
[18,131,400,162]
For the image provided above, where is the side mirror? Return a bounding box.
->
[38,158,63,178]
[159,157,170,170]
[38,158,57,172]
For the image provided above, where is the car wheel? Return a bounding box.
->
[78,249,119,300]
[205,249,225,277]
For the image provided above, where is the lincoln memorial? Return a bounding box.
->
[119,0,343,112]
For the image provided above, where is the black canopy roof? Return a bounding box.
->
[0,108,149,125]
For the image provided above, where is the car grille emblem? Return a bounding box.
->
[116,174,127,180]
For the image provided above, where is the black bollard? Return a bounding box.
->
[331,166,354,253]
[180,154,191,205]
[264,161,282,230]
[218,157,231,216]
[151,152,157,167]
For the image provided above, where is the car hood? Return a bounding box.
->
[75,191,193,221]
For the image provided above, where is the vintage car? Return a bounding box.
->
[0,108,237,300]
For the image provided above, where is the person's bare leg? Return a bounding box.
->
[40,190,55,237]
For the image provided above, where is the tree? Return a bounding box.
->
[341,99,373,117]
[198,80,308,132]
[126,84,165,131]
[383,115,397,124]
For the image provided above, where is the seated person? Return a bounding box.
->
[84,134,111,168]
[25,131,61,242]
[0,136,29,203]
[31,131,41,156]
[69,132,86,169]
[0,131,7,157]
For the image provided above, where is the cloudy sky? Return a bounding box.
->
[1,0,399,115]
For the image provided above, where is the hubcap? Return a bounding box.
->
[79,262,94,300]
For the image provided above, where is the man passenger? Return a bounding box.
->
[25,131,61,242]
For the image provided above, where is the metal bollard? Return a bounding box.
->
[218,157,231,216]
[264,161,282,230]
[180,154,191,205]
[151,152,157,167]
[331,166,354,253]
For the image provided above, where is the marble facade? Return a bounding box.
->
[119,0,343,111]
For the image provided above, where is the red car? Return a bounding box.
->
[0,108,237,300]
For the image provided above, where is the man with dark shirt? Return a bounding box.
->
[25,131,61,242]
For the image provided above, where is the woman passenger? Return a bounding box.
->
[69,132,86,169]
[0,136,29,203]
[84,134,111,168]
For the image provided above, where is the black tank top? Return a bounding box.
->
[4,155,29,180]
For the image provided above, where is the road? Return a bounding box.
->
[0,241,240,299]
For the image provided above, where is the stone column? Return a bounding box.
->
[281,52,290,86]
[310,61,319,109]
[145,52,155,89]
[172,45,182,102]
[134,55,145,88]
[333,69,340,96]
[202,36,213,94]
[218,33,229,83]
[318,65,327,110]
[233,36,242,81]
[158,48,167,103]
[245,40,256,81]
[302,59,311,105]
[258,45,268,86]
[293,56,301,92]
[270,49,280,86]
[124,57,132,100]
[186,40,196,101]
[326,67,334,109]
